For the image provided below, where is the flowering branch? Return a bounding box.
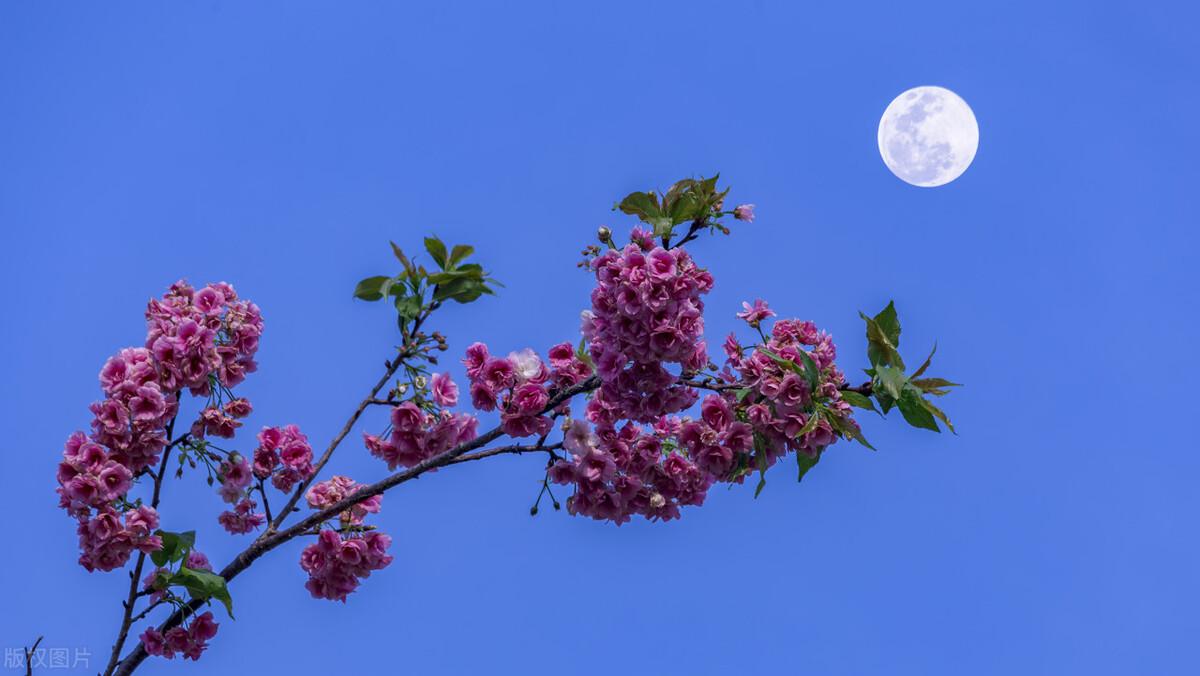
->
[262,352,407,533]
[54,174,959,676]
[101,410,181,676]
[110,374,599,675]
[445,441,566,466]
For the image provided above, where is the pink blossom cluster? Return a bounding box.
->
[57,280,264,571]
[582,229,712,423]
[75,504,163,572]
[722,314,857,465]
[551,239,861,524]
[139,611,219,661]
[90,347,176,473]
[306,475,382,526]
[548,418,711,524]
[216,453,265,534]
[299,528,394,602]
[217,497,266,534]
[677,395,756,479]
[363,401,478,469]
[462,342,590,437]
[251,425,315,492]
[193,397,253,440]
[56,432,133,518]
[145,281,262,397]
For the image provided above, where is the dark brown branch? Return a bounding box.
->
[24,636,43,676]
[446,442,564,466]
[839,382,873,396]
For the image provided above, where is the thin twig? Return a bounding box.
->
[24,636,43,676]
[263,348,410,534]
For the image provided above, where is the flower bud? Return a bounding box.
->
[597,226,612,243]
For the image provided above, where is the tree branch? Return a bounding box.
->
[263,349,410,533]
[446,441,564,466]
[112,370,599,676]
[24,636,42,676]
[102,409,181,676]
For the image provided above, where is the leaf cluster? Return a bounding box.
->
[854,301,961,434]
[353,236,501,331]
[614,174,729,240]
[149,530,234,618]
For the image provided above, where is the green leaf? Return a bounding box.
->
[151,530,195,567]
[795,450,821,482]
[873,301,901,348]
[575,337,594,371]
[617,191,662,219]
[617,191,673,237]
[448,244,474,268]
[910,342,936,379]
[171,566,234,618]
[393,294,421,321]
[753,438,769,498]
[861,312,905,370]
[851,429,877,450]
[758,347,819,391]
[921,398,957,434]
[822,409,877,451]
[423,236,448,269]
[389,241,411,268]
[734,387,753,402]
[796,409,823,438]
[839,389,878,414]
[434,277,489,304]
[875,365,908,401]
[897,389,940,432]
[427,268,483,285]
[353,276,390,301]
[911,377,963,396]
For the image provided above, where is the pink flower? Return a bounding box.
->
[140,628,166,657]
[736,299,775,325]
[507,348,545,382]
[430,372,459,407]
[390,403,424,432]
[733,203,755,222]
[462,342,490,377]
[510,382,549,416]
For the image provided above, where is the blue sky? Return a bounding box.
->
[1,1,1197,674]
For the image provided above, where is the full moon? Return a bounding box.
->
[878,86,979,187]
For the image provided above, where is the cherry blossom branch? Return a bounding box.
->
[262,353,408,533]
[103,410,184,676]
[445,441,565,466]
[264,303,440,534]
[111,374,601,676]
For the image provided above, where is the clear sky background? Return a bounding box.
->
[1,1,1197,674]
